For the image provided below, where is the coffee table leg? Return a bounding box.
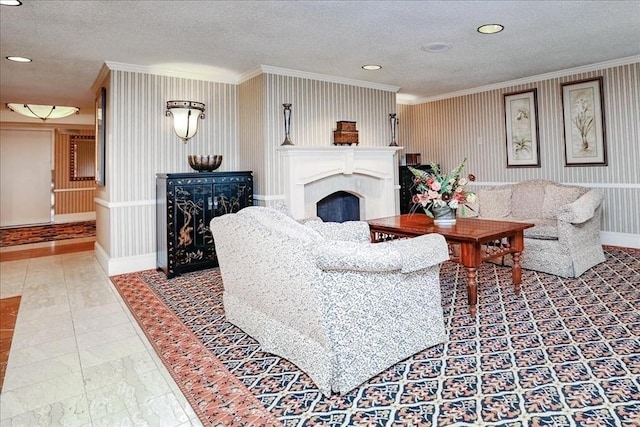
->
[466,267,477,317]
[509,232,525,295]
[512,251,522,294]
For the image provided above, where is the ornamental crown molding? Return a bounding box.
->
[239,65,400,93]
[100,62,400,94]
[399,55,640,105]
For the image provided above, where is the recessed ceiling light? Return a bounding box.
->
[477,24,504,34]
[6,56,32,63]
[362,64,382,71]
[0,0,22,5]
[421,42,452,53]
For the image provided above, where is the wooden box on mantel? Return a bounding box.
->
[333,121,359,145]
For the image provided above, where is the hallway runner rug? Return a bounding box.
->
[110,247,640,426]
[0,221,96,247]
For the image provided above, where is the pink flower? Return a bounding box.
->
[413,193,430,207]
[407,159,476,217]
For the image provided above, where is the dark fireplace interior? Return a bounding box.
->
[316,191,360,223]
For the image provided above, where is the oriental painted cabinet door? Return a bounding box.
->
[156,171,253,278]
[399,164,434,214]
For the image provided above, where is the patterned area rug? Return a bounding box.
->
[0,221,96,247]
[111,247,640,426]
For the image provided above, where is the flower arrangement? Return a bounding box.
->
[408,158,477,218]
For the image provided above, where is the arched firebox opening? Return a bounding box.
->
[316,191,360,223]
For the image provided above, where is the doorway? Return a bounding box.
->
[0,129,53,227]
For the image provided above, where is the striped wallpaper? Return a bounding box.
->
[403,62,640,235]
[53,129,96,215]
[97,61,637,274]
[238,75,266,197]
[101,70,239,259]
[102,67,397,268]
[239,72,397,200]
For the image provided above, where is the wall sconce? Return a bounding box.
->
[6,103,79,121]
[165,101,205,143]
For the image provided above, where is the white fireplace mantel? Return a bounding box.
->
[278,146,402,220]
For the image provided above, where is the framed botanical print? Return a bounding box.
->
[561,77,607,166]
[504,89,540,168]
[95,86,106,186]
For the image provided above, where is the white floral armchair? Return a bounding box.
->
[210,206,449,396]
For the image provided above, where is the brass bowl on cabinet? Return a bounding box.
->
[188,155,223,172]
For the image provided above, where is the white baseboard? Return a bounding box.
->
[600,231,640,249]
[54,212,96,223]
[94,242,156,276]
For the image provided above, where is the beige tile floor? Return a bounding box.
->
[0,248,203,426]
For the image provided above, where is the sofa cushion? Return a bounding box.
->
[523,219,559,240]
[511,182,545,219]
[541,184,581,220]
[479,188,512,219]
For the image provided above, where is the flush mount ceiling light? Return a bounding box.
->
[0,0,23,6]
[6,103,80,120]
[421,42,453,53]
[477,24,504,34]
[362,64,382,71]
[166,100,205,143]
[5,55,31,63]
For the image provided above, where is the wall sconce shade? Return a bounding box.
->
[6,103,79,120]
[165,100,205,142]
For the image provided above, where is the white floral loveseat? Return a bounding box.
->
[210,206,449,396]
[462,179,605,278]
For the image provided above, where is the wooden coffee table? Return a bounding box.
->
[367,215,534,316]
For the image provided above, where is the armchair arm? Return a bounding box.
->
[313,233,449,273]
[305,220,371,242]
[557,189,604,224]
[313,240,402,272]
[383,233,449,272]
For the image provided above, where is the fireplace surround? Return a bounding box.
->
[278,146,402,220]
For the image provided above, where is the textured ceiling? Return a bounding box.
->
[1,0,639,109]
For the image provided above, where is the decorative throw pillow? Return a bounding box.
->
[524,220,559,240]
[479,188,512,219]
[541,184,581,220]
[510,182,545,219]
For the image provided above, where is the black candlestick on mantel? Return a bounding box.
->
[389,113,398,146]
[282,103,293,146]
